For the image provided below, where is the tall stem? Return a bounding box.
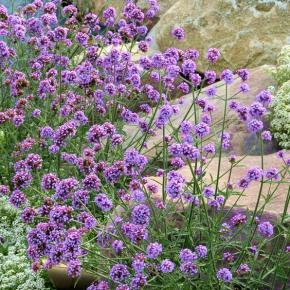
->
[234,136,265,268]
[214,84,228,198]
[162,125,167,236]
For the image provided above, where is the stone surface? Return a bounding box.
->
[48,263,96,290]
[148,153,290,215]
[125,66,279,158]
[153,0,290,72]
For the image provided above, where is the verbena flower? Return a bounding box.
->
[203,186,214,198]
[171,27,185,40]
[112,240,124,254]
[95,194,113,212]
[179,249,196,263]
[131,204,150,226]
[220,69,234,85]
[194,122,211,138]
[236,68,249,81]
[247,119,264,133]
[146,242,162,259]
[258,221,274,238]
[206,48,220,64]
[264,168,281,181]
[9,189,26,208]
[160,259,175,273]
[246,167,264,181]
[110,264,130,282]
[237,263,251,275]
[195,245,207,258]
[180,262,198,277]
[261,130,272,141]
[216,268,233,283]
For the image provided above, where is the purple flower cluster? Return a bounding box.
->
[122,222,148,244]
[160,259,175,273]
[110,264,129,282]
[156,104,179,128]
[95,194,113,212]
[206,48,221,64]
[54,177,78,201]
[166,170,185,199]
[216,268,233,283]
[169,143,200,161]
[124,148,148,177]
[180,262,198,277]
[131,204,150,226]
[146,242,162,259]
[171,27,185,40]
[179,249,197,262]
[258,221,274,238]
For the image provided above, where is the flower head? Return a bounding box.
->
[171,27,185,40]
[160,259,175,273]
[146,242,162,259]
[206,48,220,64]
[95,194,113,212]
[110,264,129,282]
[258,221,274,238]
[247,119,263,133]
[216,268,232,283]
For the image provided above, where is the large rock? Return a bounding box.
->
[125,65,279,158]
[148,153,290,215]
[153,0,290,72]
[48,263,96,290]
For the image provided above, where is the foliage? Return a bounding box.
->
[271,45,290,86]
[270,80,290,149]
[269,45,290,149]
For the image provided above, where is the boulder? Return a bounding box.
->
[48,263,96,290]
[125,66,279,158]
[148,153,290,215]
[153,0,290,72]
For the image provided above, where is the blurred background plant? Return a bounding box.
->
[270,45,290,149]
[271,45,290,86]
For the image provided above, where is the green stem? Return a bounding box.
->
[214,84,228,198]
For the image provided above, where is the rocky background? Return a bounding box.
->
[4,0,290,71]
[80,0,290,72]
